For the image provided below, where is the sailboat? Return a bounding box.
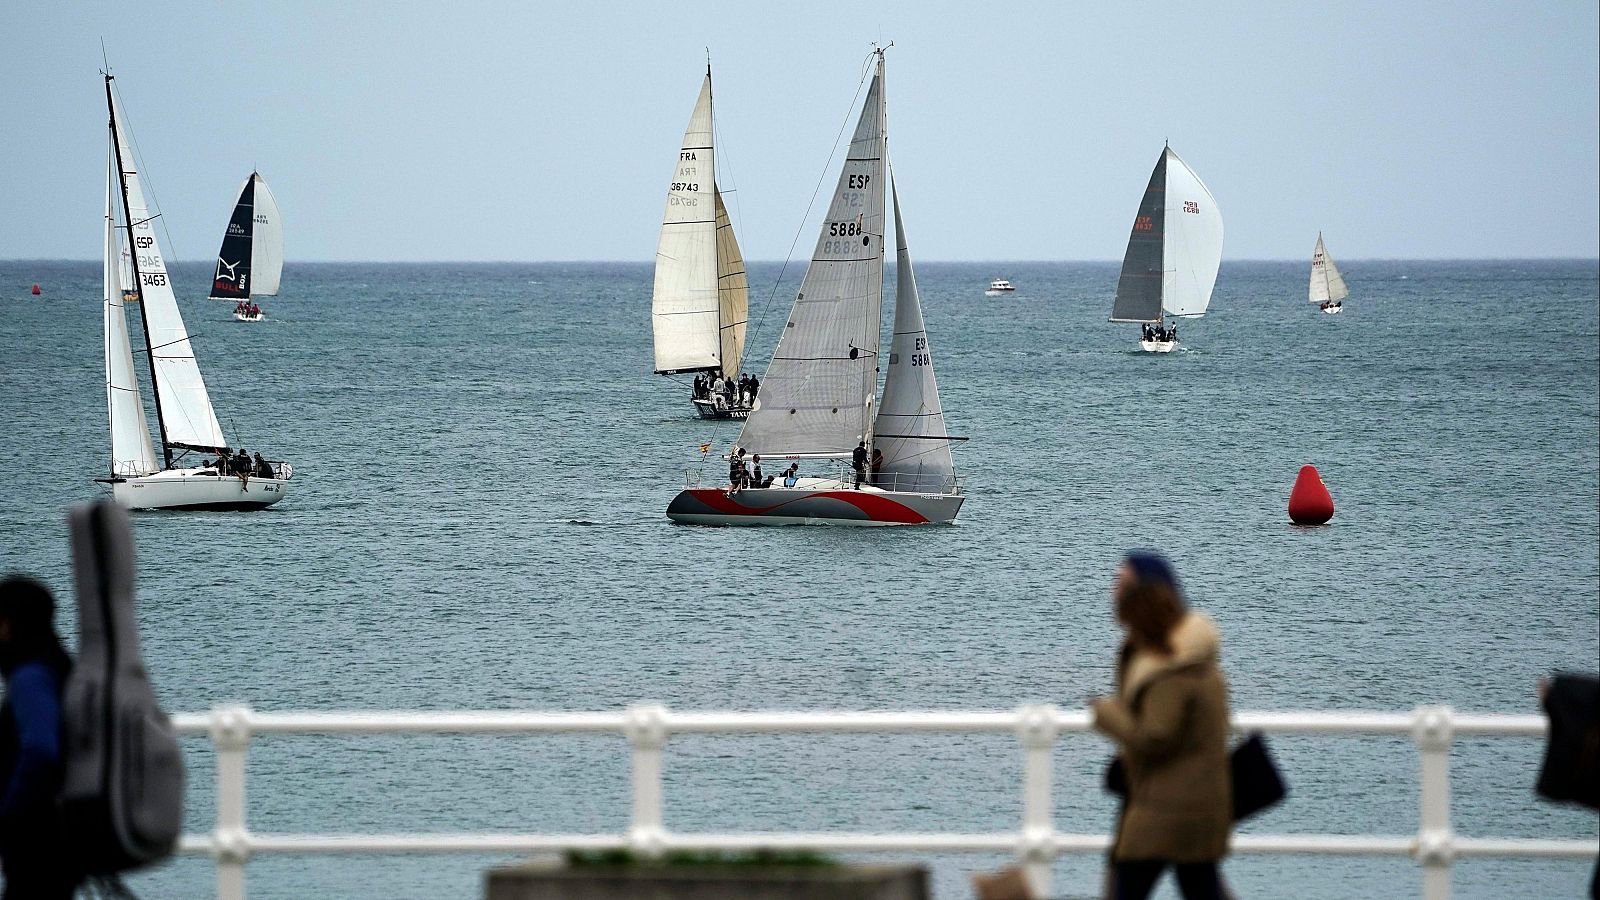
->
[651,66,750,419]
[1109,144,1224,352]
[209,171,283,322]
[98,73,291,510]
[667,48,964,526]
[1310,232,1348,314]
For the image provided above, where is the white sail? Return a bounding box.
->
[110,86,228,453]
[1160,147,1223,318]
[872,176,954,493]
[735,55,888,459]
[1309,233,1349,304]
[714,187,748,375]
[104,138,158,477]
[252,174,284,295]
[651,73,721,374]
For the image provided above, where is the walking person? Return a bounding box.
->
[0,576,81,900]
[1090,552,1231,900]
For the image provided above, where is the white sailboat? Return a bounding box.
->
[651,67,750,419]
[1310,232,1348,314]
[208,171,283,322]
[98,73,291,510]
[667,49,964,526]
[1109,143,1224,351]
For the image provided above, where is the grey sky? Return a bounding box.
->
[4,1,1597,262]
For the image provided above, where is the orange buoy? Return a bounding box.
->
[1289,465,1334,525]
[31,284,41,295]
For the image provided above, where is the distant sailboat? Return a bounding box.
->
[1109,144,1224,352]
[209,171,282,322]
[651,66,750,419]
[667,48,965,526]
[99,73,291,510]
[1310,232,1348,314]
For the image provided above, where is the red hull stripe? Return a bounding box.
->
[686,489,930,524]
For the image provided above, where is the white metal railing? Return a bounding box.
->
[167,705,1596,900]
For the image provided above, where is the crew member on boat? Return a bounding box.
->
[782,463,799,487]
[727,448,748,493]
[853,441,868,489]
[253,452,273,478]
[751,454,773,488]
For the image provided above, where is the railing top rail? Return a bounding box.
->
[168,706,1549,738]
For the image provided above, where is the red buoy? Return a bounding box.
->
[31,284,41,295]
[1289,464,1334,525]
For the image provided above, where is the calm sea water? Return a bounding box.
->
[0,258,1596,899]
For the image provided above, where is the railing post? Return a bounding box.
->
[1016,704,1060,898]
[1413,705,1455,900]
[625,703,669,857]
[209,704,254,900]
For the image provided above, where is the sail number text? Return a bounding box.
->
[909,337,930,367]
[135,236,154,248]
[140,273,167,287]
[1183,201,1200,214]
[1134,216,1154,232]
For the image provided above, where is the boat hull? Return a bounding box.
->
[1139,340,1177,353]
[108,468,289,510]
[692,398,751,420]
[1321,304,1343,315]
[234,312,264,322]
[667,485,963,526]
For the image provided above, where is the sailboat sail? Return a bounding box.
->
[714,188,748,377]
[872,177,955,492]
[104,137,158,477]
[109,83,228,454]
[1110,151,1167,323]
[251,175,283,295]
[652,73,722,375]
[1309,233,1348,304]
[209,175,255,300]
[735,57,888,459]
[1160,147,1223,318]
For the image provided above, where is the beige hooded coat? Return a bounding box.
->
[1092,611,1232,862]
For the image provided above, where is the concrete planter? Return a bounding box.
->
[485,861,929,900]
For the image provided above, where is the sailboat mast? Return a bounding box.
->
[708,62,723,373]
[105,74,173,469]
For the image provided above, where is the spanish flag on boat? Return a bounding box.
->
[699,442,712,455]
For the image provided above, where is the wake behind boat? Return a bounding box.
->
[650,65,754,420]
[1310,232,1349,314]
[1109,143,1223,351]
[98,73,291,511]
[668,48,964,527]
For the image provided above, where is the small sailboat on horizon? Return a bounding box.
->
[1109,143,1224,352]
[98,73,291,510]
[667,48,965,527]
[208,171,282,322]
[650,66,751,420]
[1310,232,1349,314]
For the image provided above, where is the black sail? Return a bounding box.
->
[1109,149,1168,322]
[209,175,255,300]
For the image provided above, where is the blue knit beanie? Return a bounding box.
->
[1124,551,1179,592]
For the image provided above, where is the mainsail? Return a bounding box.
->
[209,175,255,300]
[651,72,723,374]
[1110,145,1224,321]
[108,77,228,456]
[872,177,955,493]
[1309,233,1349,304]
[1110,151,1167,323]
[735,55,887,459]
[104,136,158,477]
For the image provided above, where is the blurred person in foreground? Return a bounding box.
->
[0,576,79,900]
[1090,552,1231,900]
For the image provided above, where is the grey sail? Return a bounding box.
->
[734,56,887,459]
[1110,149,1168,323]
[872,176,955,493]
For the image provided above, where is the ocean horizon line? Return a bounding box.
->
[5,256,1598,266]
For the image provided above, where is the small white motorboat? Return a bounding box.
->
[984,278,1015,296]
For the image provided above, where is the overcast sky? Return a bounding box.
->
[4,1,1597,262]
